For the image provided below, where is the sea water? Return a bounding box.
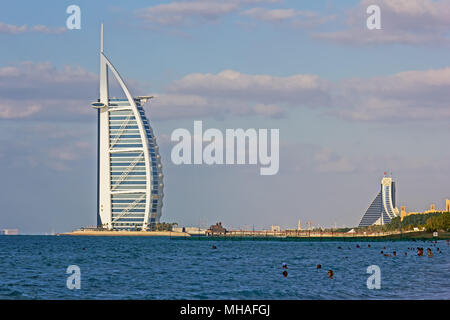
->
[0,236,448,299]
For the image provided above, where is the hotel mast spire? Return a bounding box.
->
[99,23,109,104]
[100,22,104,53]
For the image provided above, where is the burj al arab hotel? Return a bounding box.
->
[92,24,163,231]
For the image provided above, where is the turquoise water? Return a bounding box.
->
[0,236,449,299]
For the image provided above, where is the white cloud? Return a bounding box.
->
[169,69,328,105]
[2,61,450,123]
[136,0,281,26]
[0,103,41,119]
[157,66,450,122]
[146,93,211,120]
[243,8,297,22]
[0,22,27,34]
[242,7,335,26]
[138,1,238,26]
[140,69,329,120]
[30,25,66,34]
[313,0,450,45]
[332,67,450,121]
[313,147,354,173]
[0,22,66,34]
[0,62,98,120]
[253,103,284,118]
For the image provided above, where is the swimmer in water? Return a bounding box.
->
[282,262,288,269]
[212,245,217,249]
[393,251,397,257]
[282,270,288,277]
[368,244,371,248]
[316,264,321,270]
[427,248,433,258]
[328,270,334,279]
[417,247,424,256]
[356,244,360,248]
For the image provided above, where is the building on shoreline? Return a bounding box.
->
[0,229,19,235]
[93,24,163,231]
[358,175,399,227]
[400,199,450,221]
[172,226,208,235]
[207,222,227,235]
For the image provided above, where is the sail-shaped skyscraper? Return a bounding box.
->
[358,175,398,227]
[93,24,163,231]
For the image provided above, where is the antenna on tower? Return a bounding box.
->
[100,22,104,53]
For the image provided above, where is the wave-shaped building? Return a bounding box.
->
[358,176,399,227]
[93,24,163,231]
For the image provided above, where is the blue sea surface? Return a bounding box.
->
[0,236,449,299]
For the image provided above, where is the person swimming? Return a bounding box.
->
[282,270,288,277]
[417,247,424,256]
[212,245,217,249]
[282,262,288,269]
[356,244,360,248]
[427,248,433,258]
[328,270,334,279]
[393,251,397,257]
[316,264,321,270]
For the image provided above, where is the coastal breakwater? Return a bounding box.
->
[184,230,450,241]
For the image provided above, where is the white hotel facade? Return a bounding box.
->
[358,176,399,227]
[93,24,163,231]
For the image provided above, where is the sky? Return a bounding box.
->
[1,0,450,234]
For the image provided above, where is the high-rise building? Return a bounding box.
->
[358,176,399,227]
[93,24,163,231]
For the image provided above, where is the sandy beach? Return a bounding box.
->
[58,230,191,237]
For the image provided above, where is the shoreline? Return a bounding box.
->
[57,230,191,237]
[55,229,450,240]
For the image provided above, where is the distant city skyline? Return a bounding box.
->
[1,0,450,234]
